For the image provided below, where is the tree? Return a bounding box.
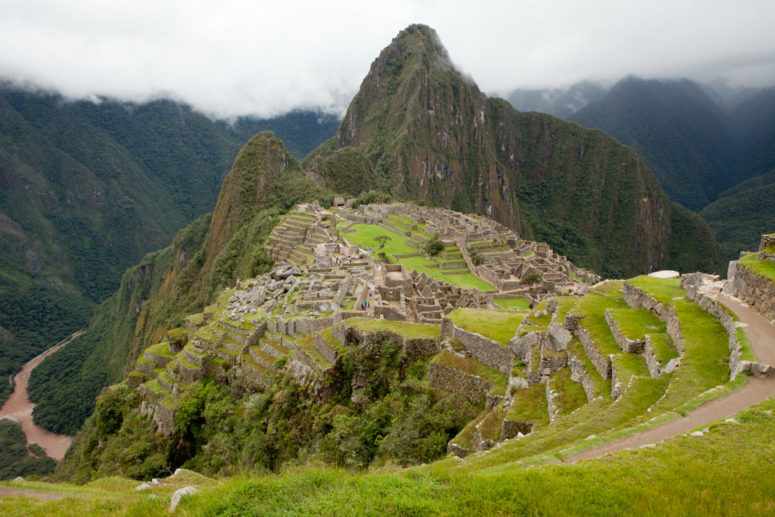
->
[425,234,444,257]
[374,235,391,251]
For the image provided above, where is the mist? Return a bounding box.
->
[1,0,773,118]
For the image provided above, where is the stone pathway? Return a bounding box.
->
[565,292,775,463]
[0,330,84,460]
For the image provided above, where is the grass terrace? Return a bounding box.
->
[652,297,731,412]
[145,341,174,358]
[506,382,550,429]
[446,308,524,345]
[570,285,629,356]
[608,307,666,340]
[740,252,775,283]
[345,317,440,340]
[432,351,508,393]
[548,369,587,415]
[6,399,775,515]
[628,275,684,306]
[566,338,611,399]
[493,297,531,311]
[648,333,680,364]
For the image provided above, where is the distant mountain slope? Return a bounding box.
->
[308,25,723,278]
[28,132,330,434]
[701,169,775,258]
[0,87,338,406]
[728,87,775,184]
[569,77,732,210]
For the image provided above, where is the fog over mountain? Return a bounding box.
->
[1,1,774,119]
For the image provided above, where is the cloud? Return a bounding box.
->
[1,0,773,118]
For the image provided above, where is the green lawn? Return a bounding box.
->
[345,317,440,339]
[740,253,775,283]
[447,308,524,345]
[628,276,684,306]
[493,297,531,311]
[345,224,418,255]
[345,223,494,290]
[608,307,665,340]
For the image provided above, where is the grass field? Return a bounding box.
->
[493,297,531,311]
[344,222,494,290]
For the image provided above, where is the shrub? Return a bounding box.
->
[425,234,444,256]
[523,273,542,285]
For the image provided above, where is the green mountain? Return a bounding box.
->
[569,77,733,210]
[0,87,338,406]
[307,25,723,277]
[701,169,775,258]
[27,132,331,434]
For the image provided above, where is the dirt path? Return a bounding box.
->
[0,485,70,501]
[566,292,775,463]
[0,330,84,461]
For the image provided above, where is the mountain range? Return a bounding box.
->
[0,87,337,407]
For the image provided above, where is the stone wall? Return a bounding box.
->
[683,272,773,379]
[444,322,513,374]
[428,361,492,404]
[622,282,668,319]
[604,309,644,353]
[665,306,684,355]
[566,345,595,401]
[727,260,775,322]
[344,326,439,362]
[572,319,611,379]
[313,335,339,364]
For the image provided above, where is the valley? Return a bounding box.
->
[0,330,83,461]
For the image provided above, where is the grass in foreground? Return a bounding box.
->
[8,399,775,516]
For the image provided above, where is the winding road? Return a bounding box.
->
[566,289,775,463]
[0,330,84,461]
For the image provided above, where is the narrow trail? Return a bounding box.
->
[565,291,775,463]
[0,330,85,461]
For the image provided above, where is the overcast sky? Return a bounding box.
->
[1,0,774,118]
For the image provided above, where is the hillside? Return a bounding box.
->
[570,77,732,210]
[42,202,775,511]
[0,87,338,407]
[27,132,331,434]
[701,170,775,258]
[306,25,723,278]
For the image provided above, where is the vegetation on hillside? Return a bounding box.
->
[57,338,476,483]
[0,88,339,407]
[0,420,56,480]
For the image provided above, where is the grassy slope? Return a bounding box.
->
[4,398,775,516]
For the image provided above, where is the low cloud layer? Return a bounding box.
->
[1,0,773,118]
